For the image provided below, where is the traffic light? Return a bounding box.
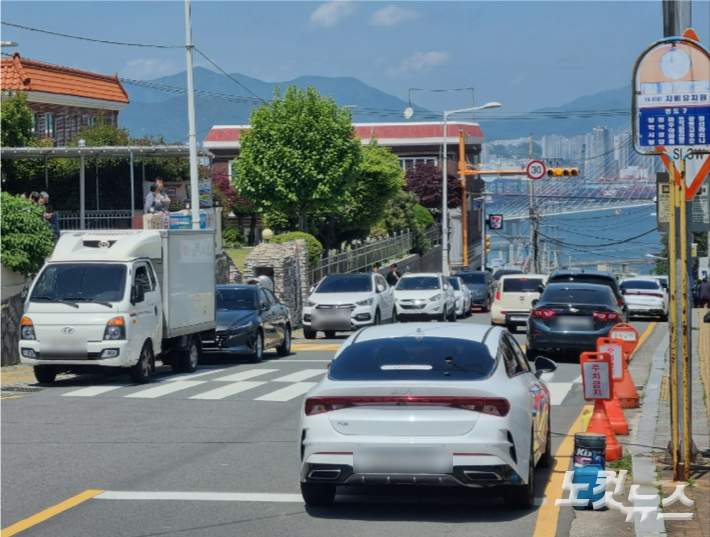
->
[485,235,492,255]
[547,168,579,177]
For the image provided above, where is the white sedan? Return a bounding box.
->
[619,278,669,321]
[298,323,557,508]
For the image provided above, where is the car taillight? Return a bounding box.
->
[593,311,620,322]
[304,396,510,416]
[531,308,556,319]
[617,297,625,307]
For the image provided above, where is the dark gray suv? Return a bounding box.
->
[454,271,495,312]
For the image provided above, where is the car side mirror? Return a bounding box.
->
[376,284,385,293]
[261,301,270,310]
[531,298,539,307]
[537,284,545,293]
[620,287,627,295]
[20,284,29,300]
[534,356,557,378]
[309,285,316,294]
[131,284,145,305]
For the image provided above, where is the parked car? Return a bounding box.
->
[298,323,557,507]
[547,270,628,321]
[491,274,548,331]
[394,272,457,322]
[302,273,395,339]
[203,284,292,362]
[619,278,669,321]
[447,276,471,318]
[526,283,625,360]
[454,270,495,312]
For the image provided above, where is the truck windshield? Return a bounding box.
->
[31,264,127,303]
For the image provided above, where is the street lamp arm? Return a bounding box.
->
[444,102,502,119]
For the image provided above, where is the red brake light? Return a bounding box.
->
[593,311,620,322]
[617,297,625,307]
[304,396,510,416]
[532,308,556,319]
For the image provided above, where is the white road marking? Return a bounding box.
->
[572,375,582,383]
[213,369,280,382]
[163,369,228,382]
[264,359,331,363]
[62,386,126,397]
[254,382,317,401]
[270,369,326,383]
[95,491,304,502]
[547,382,574,406]
[124,381,207,399]
[188,381,266,400]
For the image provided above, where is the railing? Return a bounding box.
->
[309,225,441,284]
[58,210,133,230]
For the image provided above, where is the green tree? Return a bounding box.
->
[234,86,362,232]
[0,192,54,275]
[1,91,33,148]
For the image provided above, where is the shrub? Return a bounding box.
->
[411,228,431,257]
[369,227,389,241]
[222,227,244,247]
[1,192,55,275]
[412,204,435,228]
[271,231,324,265]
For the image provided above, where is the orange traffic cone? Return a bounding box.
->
[586,399,623,461]
[604,387,629,435]
[616,355,640,409]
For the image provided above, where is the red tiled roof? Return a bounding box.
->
[204,122,484,144]
[0,53,129,103]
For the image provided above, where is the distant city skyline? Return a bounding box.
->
[2,1,709,114]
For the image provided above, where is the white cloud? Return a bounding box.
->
[388,51,451,76]
[310,2,356,28]
[122,58,177,80]
[370,5,419,26]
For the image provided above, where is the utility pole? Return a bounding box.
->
[185,0,201,229]
[528,133,540,273]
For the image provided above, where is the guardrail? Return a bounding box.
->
[57,210,133,230]
[309,225,441,284]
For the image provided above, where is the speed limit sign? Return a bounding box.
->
[526,160,546,180]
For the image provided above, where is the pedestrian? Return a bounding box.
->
[698,277,710,309]
[19,193,26,198]
[144,184,165,214]
[29,191,40,203]
[692,280,701,308]
[154,177,171,212]
[44,203,59,243]
[386,263,400,287]
[38,191,49,206]
[371,264,380,273]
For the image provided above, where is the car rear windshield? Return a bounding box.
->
[216,288,257,310]
[503,278,544,293]
[31,263,127,303]
[549,274,618,291]
[541,287,612,306]
[396,277,441,291]
[329,337,495,381]
[621,280,659,290]
[316,275,372,293]
[456,273,486,285]
[447,278,461,290]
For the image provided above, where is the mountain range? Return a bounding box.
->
[118,67,632,144]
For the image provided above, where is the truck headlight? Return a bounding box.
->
[103,317,126,340]
[21,317,35,340]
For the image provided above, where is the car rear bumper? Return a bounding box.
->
[527,321,614,354]
[627,304,666,316]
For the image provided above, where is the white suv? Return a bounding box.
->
[491,274,548,331]
[394,272,457,322]
[302,273,394,339]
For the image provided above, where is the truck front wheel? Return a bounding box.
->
[130,343,154,384]
[177,336,200,373]
[34,365,57,384]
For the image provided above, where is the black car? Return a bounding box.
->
[493,268,525,283]
[526,283,625,360]
[547,270,628,321]
[203,284,292,362]
[454,271,495,312]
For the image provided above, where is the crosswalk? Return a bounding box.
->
[49,364,582,405]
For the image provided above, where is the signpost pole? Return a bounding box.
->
[679,159,692,480]
[668,163,681,481]
[460,131,469,266]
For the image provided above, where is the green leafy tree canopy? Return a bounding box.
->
[1,192,54,275]
[234,86,362,231]
[1,92,33,148]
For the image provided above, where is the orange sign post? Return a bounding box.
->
[597,337,629,435]
[609,323,641,408]
[580,351,622,461]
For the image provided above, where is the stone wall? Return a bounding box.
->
[2,293,24,366]
[215,252,243,284]
[243,239,308,322]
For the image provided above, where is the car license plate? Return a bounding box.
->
[511,316,528,322]
[551,316,594,332]
[354,447,452,474]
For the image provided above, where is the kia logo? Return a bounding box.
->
[61,327,75,334]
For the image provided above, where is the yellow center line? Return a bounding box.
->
[629,322,655,360]
[1,375,37,385]
[1,395,25,400]
[1,490,103,537]
[532,405,591,537]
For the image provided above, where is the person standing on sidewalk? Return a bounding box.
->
[386,264,400,287]
[698,277,710,308]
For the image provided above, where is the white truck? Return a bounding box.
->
[19,229,216,384]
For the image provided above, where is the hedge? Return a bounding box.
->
[271,232,324,266]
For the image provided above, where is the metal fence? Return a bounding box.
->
[309,225,441,284]
[58,210,133,230]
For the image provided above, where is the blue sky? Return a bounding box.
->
[2,1,709,113]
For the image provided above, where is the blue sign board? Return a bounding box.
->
[639,105,709,147]
[165,212,207,229]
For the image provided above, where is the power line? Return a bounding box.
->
[193,47,268,105]
[1,21,183,49]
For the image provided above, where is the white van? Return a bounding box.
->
[490,274,548,331]
[19,229,216,384]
